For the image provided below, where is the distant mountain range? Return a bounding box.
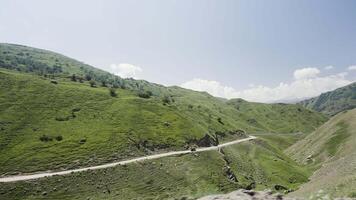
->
[298,82,356,116]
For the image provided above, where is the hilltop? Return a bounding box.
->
[298,82,356,116]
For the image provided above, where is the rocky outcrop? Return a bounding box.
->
[197,134,217,147]
[218,148,238,183]
[197,189,292,200]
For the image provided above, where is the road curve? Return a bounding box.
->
[0,136,256,183]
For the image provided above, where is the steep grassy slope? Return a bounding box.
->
[286,109,356,198]
[0,138,310,200]
[0,69,327,174]
[0,69,215,174]
[299,82,356,116]
[252,132,305,150]
[227,99,325,133]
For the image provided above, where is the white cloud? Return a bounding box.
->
[348,65,356,71]
[181,67,353,103]
[324,65,334,70]
[181,79,237,99]
[293,67,320,80]
[110,63,142,78]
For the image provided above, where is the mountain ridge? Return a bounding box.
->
[298,82,356,116]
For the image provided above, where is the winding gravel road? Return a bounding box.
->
[0,136,256,183]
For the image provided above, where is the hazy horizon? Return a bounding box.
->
[1,0,356,102]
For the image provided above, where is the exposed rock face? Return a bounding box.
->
[274,184,288,191]
[197,190,294,200]
[197,134,217,147]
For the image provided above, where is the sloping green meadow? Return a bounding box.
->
[0,70,326,174]
[0,138,310,200]
[0,43,331,199]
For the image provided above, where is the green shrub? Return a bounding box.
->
[162,95,173,105]
[55,135,63,141]
[72,108,81,112]
[78,77,84,83]
[50,80,58,84]
[39,135,53,142]
[138,90,152,98]
[71,74,77,82]
[85,74,92,81]
[79,138,87,144]
[109,88,117,97]
[217,117,224,125]
[89,80,96,87]
[55,116,70,121]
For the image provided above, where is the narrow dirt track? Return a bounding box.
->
[0,136,256,183]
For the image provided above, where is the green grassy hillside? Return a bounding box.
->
[286,109,356,198]
[0,43,109,79]
[0,138,310,200]
[299,82,356,116]
[0,43,170,93]
[0,44,328,175]
[227,99,325,133]
[0,43,330,199]
[0,69,327,175]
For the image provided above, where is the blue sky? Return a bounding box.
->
[1,0,355,102]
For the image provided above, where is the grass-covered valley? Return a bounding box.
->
[0,43,355,199]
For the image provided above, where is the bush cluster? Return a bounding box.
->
[138,90,152,98]
[162,95,174,105]
[39,135,63,142]
[109,88,117,97]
